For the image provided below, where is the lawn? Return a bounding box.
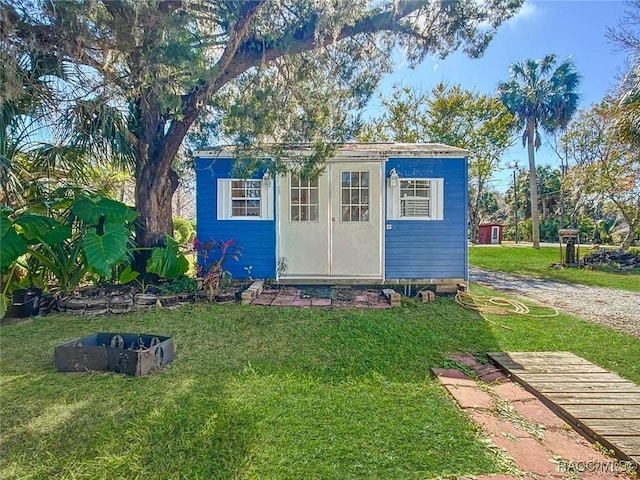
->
[469,245,640,292]
[1,295,639,480]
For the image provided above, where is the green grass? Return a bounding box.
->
[469,246,640,292]
[1,296,639,479]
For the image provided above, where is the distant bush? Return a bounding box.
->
[540,218,559,243]
[173,217,195,245]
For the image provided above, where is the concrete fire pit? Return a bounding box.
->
[54,333,175,376]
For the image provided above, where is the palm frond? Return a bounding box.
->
[500,54,581,141]
[61,97,136,171]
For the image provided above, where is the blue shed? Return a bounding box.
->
[195,143,469,290]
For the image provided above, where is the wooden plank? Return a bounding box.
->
[546,392,640,405]
[602,436,640,455]
[491,356,593,368]
[561,404,640,419]
[505,365,610,374]
[533,382,640,393]
[490,351,577,357]
[493,354,602,364]
[489,351,582,361]
[491,352,640,465]
[514,372,629,383]
[580,419,640,436]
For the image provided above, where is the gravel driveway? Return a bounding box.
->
[470,267,640,338]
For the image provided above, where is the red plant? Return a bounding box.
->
[195,239,242,300]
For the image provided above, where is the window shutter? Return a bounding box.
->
[261,180,274,220]
[432,178,444,220]
[387,178,400,219]
[217,179,231,220]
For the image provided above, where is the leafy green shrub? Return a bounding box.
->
[579,218,596,242]
[146,236,189,280]
[158,276,198,295]
[540,218,560,243]
[519,218,532,241]
[72,195,138,278]
[173,217,195,245]
[1,195,138,318]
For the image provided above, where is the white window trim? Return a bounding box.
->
[387,177,444,220]
[217,178,274,220]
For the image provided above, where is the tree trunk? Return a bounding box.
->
[134,152,179,270]
[469,206,479,243]
[621,228,634,252]
[527,118,541,249]
[620,213,639,252]
[470,177,485,243]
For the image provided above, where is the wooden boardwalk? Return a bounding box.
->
[488,351,640,467]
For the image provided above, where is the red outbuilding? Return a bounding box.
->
[478,224,503,244]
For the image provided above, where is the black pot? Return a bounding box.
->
[5,288,42,318]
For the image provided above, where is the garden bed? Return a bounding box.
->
[50,282,247,316]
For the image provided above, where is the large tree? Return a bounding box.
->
[2,0,523,254]
[498,54,581,249]
[562,102,640,251]
[609,1,640,152]
[360,83,514,241]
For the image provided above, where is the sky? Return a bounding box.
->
[364,0,631,192]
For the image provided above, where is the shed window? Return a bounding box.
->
[217,178,273,220]
[400,179,431,217]
[232,180,262,217]
[341,171,370,222]
[387,177,444,220]
[290,175,319,222]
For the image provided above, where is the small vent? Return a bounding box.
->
[401,197,430,217]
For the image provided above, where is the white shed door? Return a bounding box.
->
[278,171,330,276]
[278,162,382,279]
[330,163,382,277]
[491,226,500,244]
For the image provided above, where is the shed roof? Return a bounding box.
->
[195,142,470,160]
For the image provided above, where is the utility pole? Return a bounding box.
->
[560,143,568,228]
[508,161,519,243]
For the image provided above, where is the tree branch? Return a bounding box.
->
[162,0,267,163]
[216,0,429,89]
[166,0,430,159]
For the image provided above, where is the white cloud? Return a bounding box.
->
[506,1,539,27]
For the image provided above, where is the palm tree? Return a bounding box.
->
[498,54,581,248]
[616,59,640,148]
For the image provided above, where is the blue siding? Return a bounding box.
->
[196,158,276,279]
[385,158,468,280]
